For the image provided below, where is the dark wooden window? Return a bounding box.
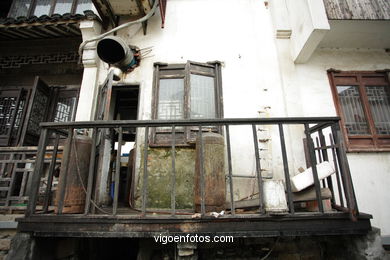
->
[0,80,79,146]
[0,88,27,146]
[51,89,78,123]
[151,61,223,146]
[7,0,92,18]
[328,70,390,151]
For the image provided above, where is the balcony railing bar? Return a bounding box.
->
[170,125,176,217]
[21,117,359,221]
[198,125,206,216]
[314,144,339,150]
[56,128,74,215]
[113,127,122,216]
[331,125,359,219]
[278,123,294,214]
[38,117,341,129]
[5,153,21,207]
[225,124,235,216]
[304,124,324,213]
[329,133,344,208]
[84,127,98,215]
[319,130,336,206]
[315,137,327,188]
[26,128,49,217]
[141,126,149,216]
[43,133,60,213]
[252,124,265,214]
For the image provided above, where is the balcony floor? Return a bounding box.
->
[16,210,372,238]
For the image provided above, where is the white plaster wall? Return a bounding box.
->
[348,153,390,235]
[283,0,329,63]
[275,46,390,235]
[102,0,291,199]
[89,0,390,236]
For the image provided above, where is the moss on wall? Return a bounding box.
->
[135,147,195,210]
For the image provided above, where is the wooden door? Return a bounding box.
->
[20,77,52,146]
[0,89,24,146]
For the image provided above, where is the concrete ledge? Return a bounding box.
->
[0,215,22,229]
[0,221,18,229]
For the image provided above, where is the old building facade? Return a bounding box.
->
[0,0,389,259]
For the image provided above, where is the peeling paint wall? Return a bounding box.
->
[97,0,292,207]
[91,0,390,237]
[135,147,195,209]
[274,46,390,235]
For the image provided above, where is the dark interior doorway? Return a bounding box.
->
[113,86,139,142]
[110,85,139,206]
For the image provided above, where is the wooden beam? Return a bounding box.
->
[91,0,116,28]
[17,213,372,238]
[2,28,31,39]
[58,24,81,36]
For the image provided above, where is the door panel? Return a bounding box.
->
[95,70,114,120]
[20,77,51,146]
[0,89,24,146]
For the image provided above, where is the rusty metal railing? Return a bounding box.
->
[24,117,358,220]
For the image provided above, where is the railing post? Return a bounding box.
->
[43,133,60,213]
[304,124,324,213]
[252,124,265,214]
[318,130,335,206]
[84,128,98,215]
[6,152,18,207]
[26,128,49,217]
[331,124,358,220]
[170,125,176,217]
[198,126,206,216]
[315,137,326,187]
[113,127,122,216]
[57,128,74,215]
[329,132,344,207]
[225,125,235,216]
[141,126,149,216]
[278,124,294,214]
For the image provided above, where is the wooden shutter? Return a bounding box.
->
[20,77,52,146]
[0,89,24,146]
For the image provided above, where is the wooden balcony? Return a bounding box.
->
[8,117,371,238]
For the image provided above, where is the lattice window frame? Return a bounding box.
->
[328,69,390,152]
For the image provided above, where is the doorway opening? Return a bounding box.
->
[110,85,139,207]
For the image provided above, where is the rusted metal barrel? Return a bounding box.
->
[195,132,226,212]
[56,135,92,214]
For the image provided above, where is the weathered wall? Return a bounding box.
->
[274,44,390,236]
[282,0,330,63]
[96,0,291,205]
[90,0,390,239]
[135,147,195,209]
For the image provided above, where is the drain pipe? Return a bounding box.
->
[78,0,159,58]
